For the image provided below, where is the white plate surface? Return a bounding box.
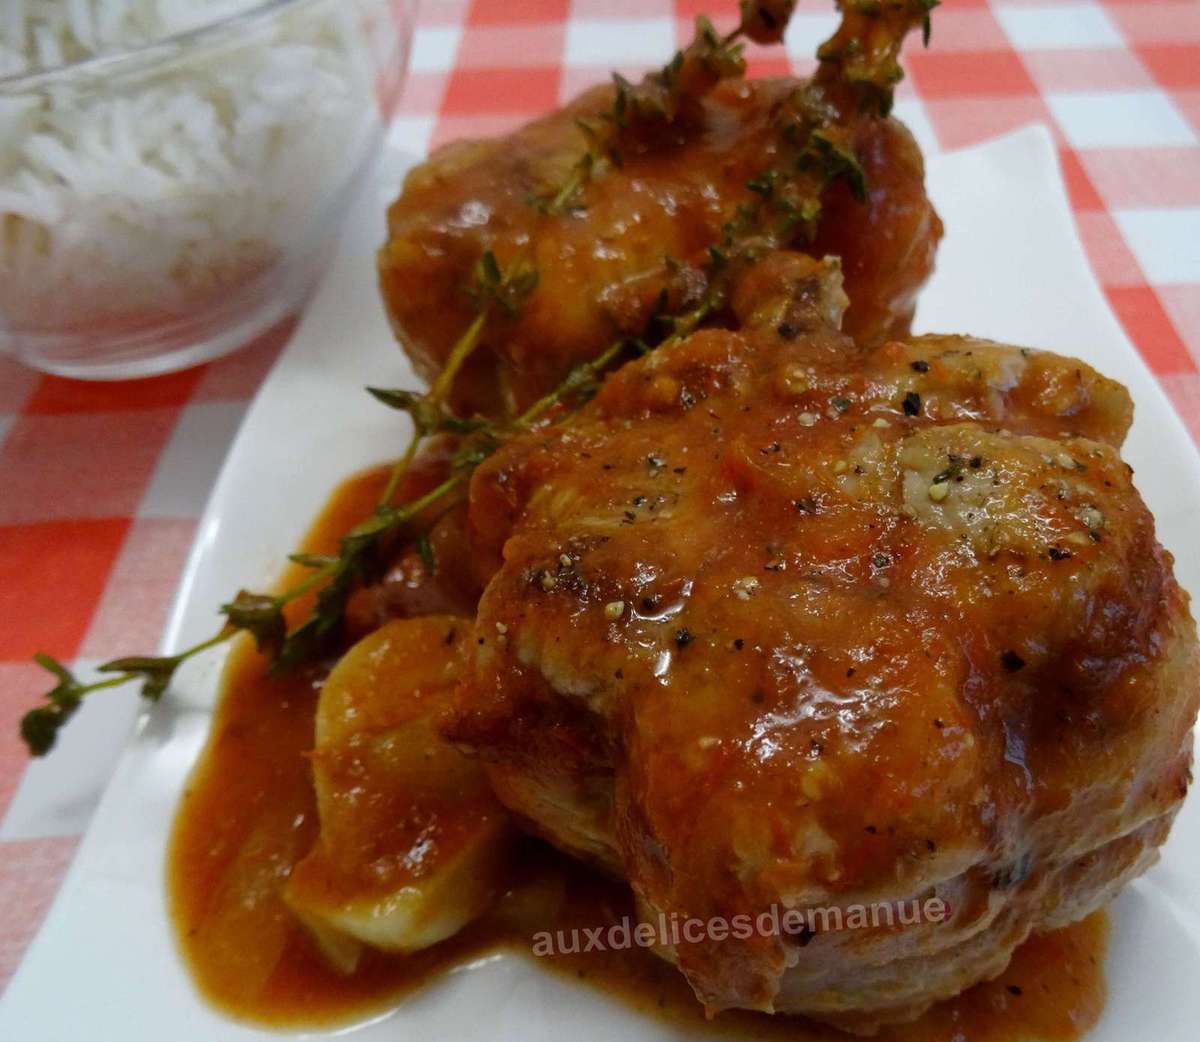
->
[2,125,1199,1040]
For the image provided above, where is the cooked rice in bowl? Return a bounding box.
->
[0,0,388,351]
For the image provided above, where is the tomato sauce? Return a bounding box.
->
[168,468,1107,1039]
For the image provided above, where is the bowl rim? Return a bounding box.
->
[0,0,405,93]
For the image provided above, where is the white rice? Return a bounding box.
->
[0,0,377,329]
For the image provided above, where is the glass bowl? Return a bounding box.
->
[0,0,414,380]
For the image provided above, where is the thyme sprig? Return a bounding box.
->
[373,251,537,506]
[527,0,930,217]
[22,633,230,756]
[21,253,535,757]
[528,8,772,215]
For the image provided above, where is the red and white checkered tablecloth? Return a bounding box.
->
[0,0,1197,992]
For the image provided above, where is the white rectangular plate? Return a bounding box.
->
[3,125,1199,1040]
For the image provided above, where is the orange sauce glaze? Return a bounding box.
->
[168,467,1108,1039]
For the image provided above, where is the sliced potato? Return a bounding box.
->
[284,615,512,971]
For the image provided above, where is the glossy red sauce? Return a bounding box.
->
[168,467,1108,1038]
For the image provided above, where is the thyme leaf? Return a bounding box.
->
[21,655,85,756]
[288,552,339,569]
[526,4,787,217]
[221,590,288,653]
[417,534,437,574]
[805,127,868,202]
[365,388,444,434]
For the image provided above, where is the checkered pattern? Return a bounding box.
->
[1,0,1197,989]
